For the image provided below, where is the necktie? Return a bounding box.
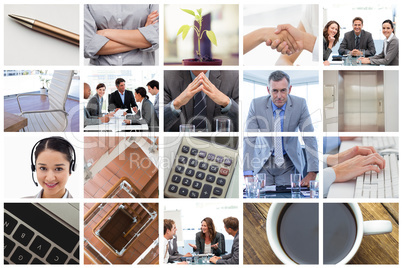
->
[355,36,360,49]
[274,109,284,167]
[193,91,207,130]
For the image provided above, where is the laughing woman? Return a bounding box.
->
[360,19,399,65]
[188,217,225,256]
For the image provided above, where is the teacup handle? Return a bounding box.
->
[363,220,392,235]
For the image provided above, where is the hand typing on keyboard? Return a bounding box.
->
[327,146,377,166]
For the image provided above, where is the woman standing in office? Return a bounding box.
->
[360,19,399,65]
[26,137,76,198]
[189,217,225,256]
[86,83,106,117]
[323,20,340,62]
[123,87,158,131]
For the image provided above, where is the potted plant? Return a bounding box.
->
[39,70,50,94]
[177,8,222,65]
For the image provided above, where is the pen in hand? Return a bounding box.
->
[8,14,79,46]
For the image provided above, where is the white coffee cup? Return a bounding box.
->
[266,203,392,264]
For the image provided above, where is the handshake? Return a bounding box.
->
[243,24,316,56]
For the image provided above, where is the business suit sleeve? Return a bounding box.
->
[195,232,202,253]
[224,77,239,131]
[163,79,182,131]
[243,136,257,173]
[128,91,138,110]
[245,99,259,132]
[323,38,332,61]
[212,232,225,256]
[86,96,99,117]
[84,107,101,126]
[217,234,239,264]
[141,100,159,129]
[298,98,314,132]
[338,34,350,55]
[370,38,399,65]
[365,32,376,57]
[108,93,117,112]
[303,137,319,173]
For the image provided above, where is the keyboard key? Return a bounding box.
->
[219,168,230,176]
[30,236,51,258]
[217,178,226,186]
[189,191,199,198]
[46,247,68,264]
[224,158,233,166]
[4,236,15,257]
[185,168,195,177]
[68,258,79,264]
[199,162,208,170]
[181,146,190,153]
[207,153,215,161]
[10,246,32,264]
[178,156,188,164]
[168,185,178,193]
[182,178,192,186]
[200,185,212,198]
[31,258,45,264]
[189,159,198,167]
[192,181,202,189]
[199,151,207,158]
[4,213,18,235]
[206,175,216,183]
[74,248,79,259]
[216,156,224,163]
[175,165,185,174]
[13,224,34,246]
[209,165,219,173]
[190,148,198,155]
[196,171,205,180]
[213,187,223,196]
[179,188,189,197]
[172,175,181,183]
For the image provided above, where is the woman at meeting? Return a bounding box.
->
[323,20,340,62]
[123,87,158,130]
[86,83,106,117]
[188,217,225,256]
[360,19,399,65]
[26,137,76,198]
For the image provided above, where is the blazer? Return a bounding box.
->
[108,89,137,113]
[126,98,159,131]
[164,70,239,132]
[168,235,183,262]
[370,35,399,66]
[154,92,159,119]
[86,93,103,117]
[338,30,376,57]
[195,231,225,256]
[217,232,239,264]
[84,106,101,127]
[323,37,332,61]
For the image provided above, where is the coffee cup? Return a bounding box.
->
[266,203,392,265]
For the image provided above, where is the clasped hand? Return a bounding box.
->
[265,24,304,55]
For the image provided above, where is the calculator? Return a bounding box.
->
[164,137,238,198]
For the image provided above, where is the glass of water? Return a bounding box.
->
[309,180,319,198]
[290,174,301,198]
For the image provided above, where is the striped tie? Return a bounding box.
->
[274,109,284,166]
[355,36,360,49]
[193,91,207,130]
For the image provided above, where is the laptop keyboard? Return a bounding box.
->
[354,153,399,198]
[4,203,79,264]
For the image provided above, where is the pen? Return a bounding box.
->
[8,14,79,46]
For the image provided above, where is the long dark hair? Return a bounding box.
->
[383,19,395,34]
[323,20,340,46]
[201,217,217,241]
[135,87,149,100]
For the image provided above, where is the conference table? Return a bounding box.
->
[84,117,148,132]
[4,112,27,132]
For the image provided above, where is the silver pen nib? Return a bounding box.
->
[8,14,35,29]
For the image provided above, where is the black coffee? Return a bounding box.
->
[324,203,357,264]
[277,203,318,264]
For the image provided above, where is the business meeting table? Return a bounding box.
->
[243,203,398,264]
[4,112,27,132]
[84,117,148,132]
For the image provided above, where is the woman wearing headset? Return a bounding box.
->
[26,137,76,198]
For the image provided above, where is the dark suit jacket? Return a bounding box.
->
[217,232,239,264]
[108,89,137,113]
[126,98,159,131]
[86,93,103,117]
[338,30,376,56]
[84,106,101,127]
[195,231,225,256]
[164,70,239,132]
[370,35,399,66]
[168,235,183,263]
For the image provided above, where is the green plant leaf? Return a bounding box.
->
[206,30,218,46]
[177,25,190,37]
[197,8,202,16]
[181,9,195,16]
[195,15,201,21]
[182,26,191,40]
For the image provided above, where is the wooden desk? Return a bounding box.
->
[4,112,27,132]
[243,203,399,264]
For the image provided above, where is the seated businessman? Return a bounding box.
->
[108,78,138,113]
[244,70,318,186]
[209,217,239,264]
[164,70,239,132]
[338,17,376,57]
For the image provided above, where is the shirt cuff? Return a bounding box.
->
[312,37,319,62]
[220,98,232,113]
[138,25,159,52]
[170,101,181,116]
[85,34,110,59]
[323,167,336,198]
[243,170,253,176]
